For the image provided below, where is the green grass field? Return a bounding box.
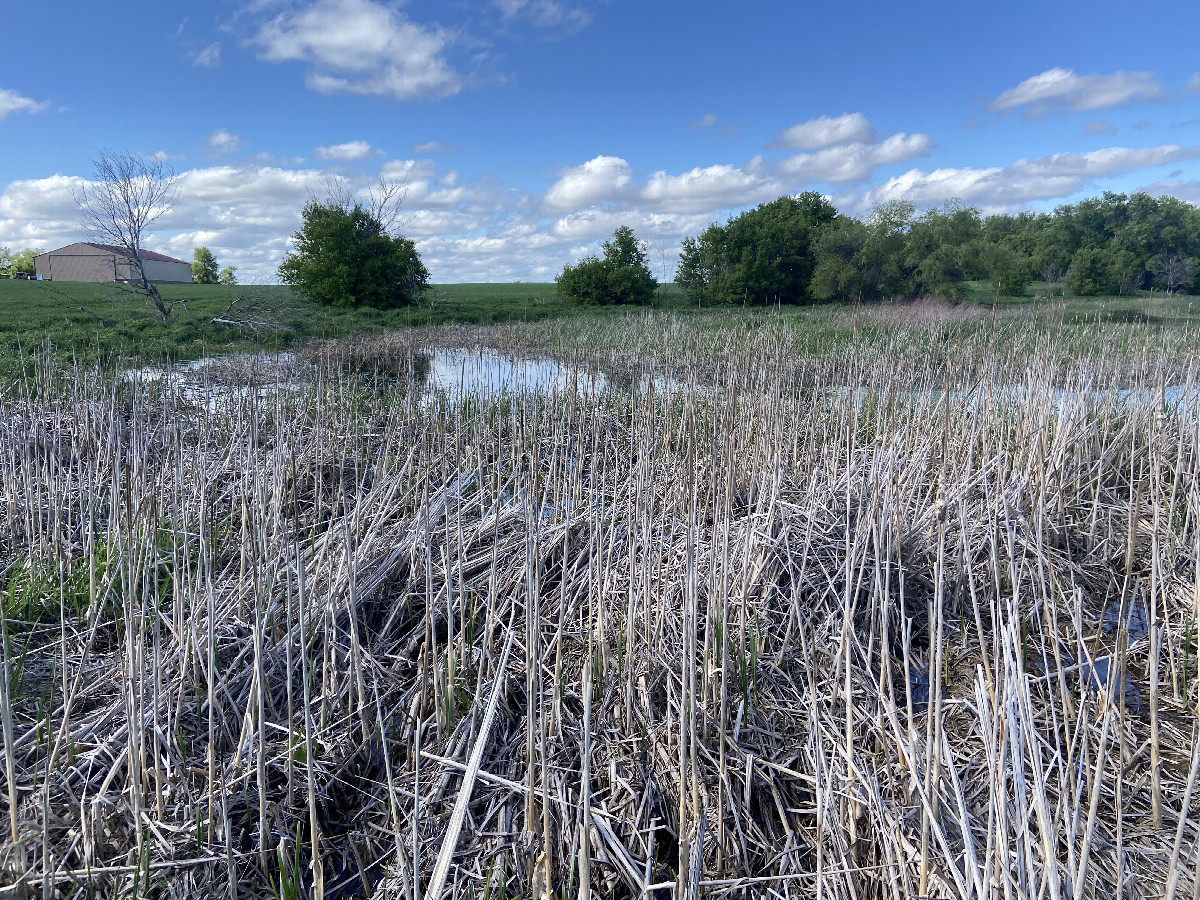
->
[0,280,580,373]
[2,277,1197,378]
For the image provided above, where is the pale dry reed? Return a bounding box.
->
[1,314,1198,899]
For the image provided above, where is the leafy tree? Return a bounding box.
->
[905,202,981,299]
[556,225,656,305]
[1110,248,1142,296]
[1067,247,1117,296]
[810,217,869,301]
[1,247,41,277]
[676,225,728,304]
[192,246,219,284]
[862,200,915,299]
[278,201,428,308]
[973,240,1032,304]
[218,265,237,286]
[675,193,837,304]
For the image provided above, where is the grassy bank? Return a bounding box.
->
[2,276,1198,375]
[0,280,571,373]
[2,310,1199,897]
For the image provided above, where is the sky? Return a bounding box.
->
[2,0,1200,284]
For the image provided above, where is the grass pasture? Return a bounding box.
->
[2,304,1200,897]
[0,280,571,375]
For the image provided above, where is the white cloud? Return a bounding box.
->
[1187,74,1200,93]
[779,133,932,183]
[689,113,718,128]
[315,140,375,161]
[1083,120,1118,136]
[543,156,632,211]
[640,163,779,214]
[251,0,461,100]
[380,158,438,182]
[493,0,592,34]
[771,113,874,150]
[860,143,1200,210]
[13,108,1195,287]
[190,42,222,67]
[987,68,1162,118]
[207,129,243,154]
[1138,179,1200,204]
[414,140,458,155]
[0,88,49,120]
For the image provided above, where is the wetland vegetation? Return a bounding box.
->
[1,297,1200,898]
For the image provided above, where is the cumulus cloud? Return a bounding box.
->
[190,42,222,67]
[0,88,49,120]
[543,156,632,211]
[251,0,461,100]
[207,130,243,154]
[987,68,1162,118]
[493,0,592,35]
[315,140,375,161]
[771,113,874,150]
[860,143,1200,210]
[640,164,779,214]
[12,106,1197,287]
[779,133,933,183]
[549,208,711,246]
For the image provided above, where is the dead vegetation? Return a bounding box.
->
[1,318,1199,899]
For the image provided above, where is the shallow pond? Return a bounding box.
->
[421,348,613,395]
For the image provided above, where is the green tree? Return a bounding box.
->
[0,247,41,277]
[904,202,981,299]
[556,225,656,305]
[218,265,237,285]
[810,217,869,301]
[973,240,1032,304]
[278,202,428,308]
[675,193,837,304]
[192,246,219,284]
[1067,247,1117,296]
[862,200,915,299]
[675,225,728,305]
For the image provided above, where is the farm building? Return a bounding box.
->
[34,243,192,283]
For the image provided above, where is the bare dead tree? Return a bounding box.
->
[1117,266,1143,297]
[319,173,411,235]
[1154,254,1195,295]
[1039,259,1066,299]
[209,291,296,334]
[73,150,182,321]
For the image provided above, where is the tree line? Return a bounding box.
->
[559,191,1200,306]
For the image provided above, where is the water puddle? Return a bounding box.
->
[1077,655,1147,713]
[418,348,677,398]
[122,352,308,409]
[1101,597,1150,641]
[907,660,930,709]
[422,349,611,396]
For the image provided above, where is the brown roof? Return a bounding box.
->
[83,243,189,265]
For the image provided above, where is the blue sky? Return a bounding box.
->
[3,0,1200,282]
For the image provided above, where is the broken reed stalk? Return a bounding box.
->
[0,310,1198,899]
